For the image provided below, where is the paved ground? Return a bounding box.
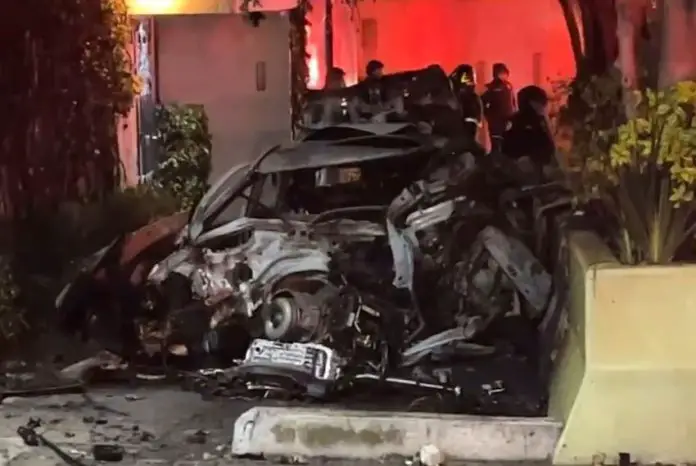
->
[0,387,250,465]
[0,387,550,466]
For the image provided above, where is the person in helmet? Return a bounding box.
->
[365,60,385,79]
[361,59,386,106]
[450,64,483,140]
[502,85,555,174]
[324,67,346,90]
[304,67,351,127]
[482,63,516,151]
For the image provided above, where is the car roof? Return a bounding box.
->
[256,123,444,173]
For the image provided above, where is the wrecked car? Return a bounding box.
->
[56,120,557,400]
[302,64,465,140]
[144,123,446,382]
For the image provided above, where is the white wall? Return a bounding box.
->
[156,13,292,181]
[355,0,576,90]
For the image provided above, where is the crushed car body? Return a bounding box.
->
[55,67,564,402]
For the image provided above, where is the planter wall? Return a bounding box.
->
[549,230,696,464]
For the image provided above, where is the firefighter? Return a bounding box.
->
[450,64,483,140]
[502,85,555,178]
[361,60,386,106]
[308,67,349,125]
[365,59,385,79]
[482,63,516,152]
[325,67,346,90]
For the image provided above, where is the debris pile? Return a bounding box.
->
[54,66,575,408]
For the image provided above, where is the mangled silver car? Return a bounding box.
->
[56,111,557,401]
[128,122,553,397]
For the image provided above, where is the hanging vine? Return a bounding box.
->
[289,0,311,137]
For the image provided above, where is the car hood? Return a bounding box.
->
[188,162,252,241]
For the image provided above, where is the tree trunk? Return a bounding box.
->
[614,0,653,116]
[559,0,585,75]
[614,0,643,88]
[659,0,696,87]
[563,0,618,76]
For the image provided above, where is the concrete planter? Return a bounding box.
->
[548,230,696,464]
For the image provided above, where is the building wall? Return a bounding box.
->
[355,0,575,90]
[156,13,291,181]
[117,33,140,186]
[306,0,361,88]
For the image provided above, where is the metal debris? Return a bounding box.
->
[481,380,505,396]
[17,417,87,466]
[185,429,208,445]
[54,71,572,408]
[91,444,125,462]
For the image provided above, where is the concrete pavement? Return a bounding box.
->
[0,387,558,465]
[0,387,246,465]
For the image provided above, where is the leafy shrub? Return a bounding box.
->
[0,258,28,343]
[568,78,696,264]
[0,186,179,347]
[151,104,212,210]
[0,0,141,350]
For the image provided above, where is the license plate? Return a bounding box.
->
[339,167,361,182]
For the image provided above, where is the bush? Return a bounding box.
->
[0,258,28,343]
[0,186,179,348]
[567,78,696,264]
[151,104,212,211]
[0,0,156,352]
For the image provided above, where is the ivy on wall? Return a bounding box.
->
[290,0,311,136]
[151,104,212,210]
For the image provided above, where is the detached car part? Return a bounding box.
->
[235,339,342,398]
[55,212,189,357]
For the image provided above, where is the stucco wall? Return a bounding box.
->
[356,0,575,90]
[156,13,291,181]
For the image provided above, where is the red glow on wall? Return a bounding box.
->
[305,0,360,89]
[303,0,574,92]
[356,0,576,90]
[306,24,320,88]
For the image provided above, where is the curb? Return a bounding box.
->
[232,407,562,461]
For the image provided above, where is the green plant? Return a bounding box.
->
[290,0,311,136]
[0,0,140,349]
[2,186,179,344]
[574,79,696,264]
[152,104,212,210]
[0,258,28,342]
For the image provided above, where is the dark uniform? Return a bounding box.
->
[482,63,516,152]
[450,64,483,140]
[325,67,346,90]
[361,60,386,105]
[502,85,555,172]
